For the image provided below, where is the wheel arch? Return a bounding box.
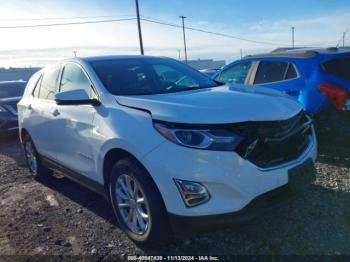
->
[20,128,30,143]
[102,148,135,192]
[102,147,164,205]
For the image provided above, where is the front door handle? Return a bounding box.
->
[28,104,32,110]
[52,109,60,117]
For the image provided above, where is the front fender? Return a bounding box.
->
[93,106,165,184]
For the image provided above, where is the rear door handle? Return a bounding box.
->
[52,109,60,117]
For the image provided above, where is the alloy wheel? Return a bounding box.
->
[25,141,38,174]
[115,174,151,235]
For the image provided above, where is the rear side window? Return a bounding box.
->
[254,61,289,84]
[37,66,61,100]
[216,62,252,84]
[60,63,92,97]
[323,57,350,80]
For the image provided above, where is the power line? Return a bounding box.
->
[0,14,135,22]
[141,18,288,46]
[140,15,344,47]
[0,15,288,46]
[144,17,345,47]
[0,14,344,48]
[0,18,136,29]
[0,15,114,22]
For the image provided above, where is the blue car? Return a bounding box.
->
[212,48,350,115]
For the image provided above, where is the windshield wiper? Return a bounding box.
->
[178,85,219,91]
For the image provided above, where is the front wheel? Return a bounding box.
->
[109,158,170,244]
[23,135,49,180]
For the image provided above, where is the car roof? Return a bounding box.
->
[78,55,166,62]
[242,47,350,60]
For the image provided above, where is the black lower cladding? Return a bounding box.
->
[236,110,312,168]
[168,184,294,236]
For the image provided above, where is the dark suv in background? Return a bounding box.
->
[0,81,26,136]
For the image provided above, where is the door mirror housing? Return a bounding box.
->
[55,89,100,106]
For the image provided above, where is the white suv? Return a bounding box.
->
[18,56,317,244]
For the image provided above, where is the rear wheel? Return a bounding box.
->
[109,158,170,244]
[23,135,49,179]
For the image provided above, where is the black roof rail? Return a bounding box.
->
[326,47,338,52]
[242,50,319,59]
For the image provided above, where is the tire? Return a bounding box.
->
[109,157,170,245]
[22,135,50,180]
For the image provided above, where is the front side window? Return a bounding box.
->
[254,61,289,84]
[90,58,218,96]
[38,66,60,100]
[216,62,252,84]
[60,63,92,96]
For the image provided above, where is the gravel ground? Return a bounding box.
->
[0,121,349,259]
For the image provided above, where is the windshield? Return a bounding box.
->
[0,83,26,99]
[90,57,219,95]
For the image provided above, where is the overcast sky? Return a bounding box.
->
[0,0,350,67]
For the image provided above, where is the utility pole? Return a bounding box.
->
[179,16,188,63]
[135,0,144,55]
[343,29,349,47]
[178,49,181,60]
[292,27,295,49]
[240,49,243,59]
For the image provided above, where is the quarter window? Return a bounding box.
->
[216,62,252,84]
[60,64,92,97]
[38,66,60,100]
[32,75,42,98]
[285,63,298,80]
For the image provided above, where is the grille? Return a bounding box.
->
[236,111,312,168]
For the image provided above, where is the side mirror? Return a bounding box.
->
[55,89,100,106]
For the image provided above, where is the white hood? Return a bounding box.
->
[115,84,303,124]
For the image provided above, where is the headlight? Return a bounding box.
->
[174,179,210,207]
[154,122,243,151]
